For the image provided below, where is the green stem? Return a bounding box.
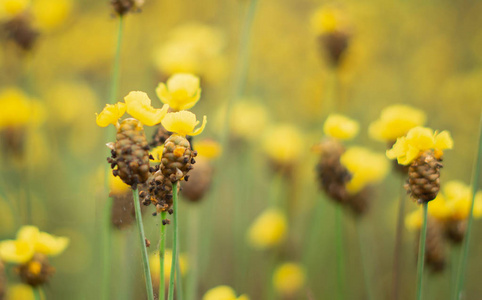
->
[416,203,428,300]
[356,221,374,300]
[159,211,167,300]
[176,246,183,300]
[33,287,42,300]
[132,188,154,300]
[102,15,124,300]
[335,205,345,300]
[455,110,482,299]
[168,182,179,300]
[187,207,199,300]
[391,181,407,300]
[451,246,460,300]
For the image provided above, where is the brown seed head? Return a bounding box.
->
[17,254,55,286]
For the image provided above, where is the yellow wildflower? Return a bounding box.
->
[202,286,249,300]
[161,111,207,136]
[273,262,306,297]
[247,208,287,249]
[263,125,303,164]
[0,0,29,20]
[194,139,222,160]
[124,91,169,126]
[369,104,427,142]
[386,126,453,165]
[0,240,34,264]
[6,284,45,300]
[31,0,72,31]
[443,181,482,220]
[149,249,188,282]
[323,114,359,140]
[0,88,46,129]
[310,5,350,34]
[95,102,126,127]
[156,73,201,111]
[230,100,269,141]
[340,146,389,194]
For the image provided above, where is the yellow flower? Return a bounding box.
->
[124,91,169,126]
[323,114,359,140]
[340,147,389,194]
[149,145,164,163]
[161,111,207,136]
[31,0,72,31]
[6,284,45,300]
[0,0,29,20]
[109,172,130,196]
[443,181,482,220]
[149,249,188,282]
[273,262,305,297]
[202,286,249,300]
[156,73,201,111]
[310,5,350,34]
[263,125,303,164]
[369,105,427,142]
[0,87,46,129]
[95,102,126,127]
[17,226,69,256]
[247,208,287,249]
[230,99,270,141]
[194,139,221,160]
[386,126,454,165]
[0,240,35,264]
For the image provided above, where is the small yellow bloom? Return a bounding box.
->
[161,111,207,136]
[31,0,72,31]
[340,147,389,194]
[124,91,169,126]
[95,102,126,127]
[156,73,201,111]
[149,145,164,163]
[443,181,482,220]
[202,285,249,300]
[263,125,303,164]
[0,87,46,129]
[369,104,426,142]
[386,126,453,165]
[247,208,287,249]
[323,114,359,140]
[6,284,45,300]
[0,240,35,264]
[194,139,221,160]
[0,0,29,20]
[16,225,69,256]
[310,5,350,34]
[149,249,188,282]
[405,210,422,230]
[273,262,305,297]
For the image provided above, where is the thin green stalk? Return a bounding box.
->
[102,15,124,300]
[416,203,428,300]
[391,181,407,300]
[335,205,345,300]
[159,211,167,300]
[33,287,42,300]
[187,207,199,300]
[132,187,154,300]
[450,246,460,300]
[176,246,183,300]
[356,222,374,300]
[168,182,179,300]
[455,110,482,299]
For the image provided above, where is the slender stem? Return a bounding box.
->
[416,203,428,300]
[159,211,167,300]
[102,15,124,300]
[391,180,407,300]
[356,221,374,300]
[132,188,154,300]
[451,246,460,300]
[176,245,183,300]
[33,287,42,300]
[187,207,199,300]
[455,110,482,299]
[335,205,345,300]
[168,182,179,300]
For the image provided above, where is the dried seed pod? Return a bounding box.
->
[318,31,350,67]
[406,150,442,204]
[150,124,171,148]
[109,118,151,188]
[444,219,467,245]
[111,0,144,16]
[416,218,445,273]
[315,138,351,203]
[17,254,55,286]
[0,261,5,300]
[161,134,197,183]
[3,16,39,51]
[346,187,371,216]
[144,170,178,213]
[181,158,213,202]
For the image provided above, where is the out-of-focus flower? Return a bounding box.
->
[386,126,453,165]
[6,284,45,300]
[31,0,72,31]
[273,262,306,297]
[194,139,221,160]
[263,125,303,164]
[310,5,350,35]
[161,111,207,137]
[340,146,389,193]
[111,0,144,16]
[369,105,427,142]
[149,249,188,283]
[202,285,249,300]
[0,0,29,21]
[247,208,287,249]
[124,91,169,127]
[323,114,359,140]
[230,99,269,142]
[156,73,201,111]
[0,87,46,129]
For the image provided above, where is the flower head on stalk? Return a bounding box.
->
[273,262,306,297]
[156,73,201,111]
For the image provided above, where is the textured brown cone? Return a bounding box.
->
[407,151,442,204]
[416,218,445,273]
[109,119,150,188]
[17,254,55,286]
[444,219,467,244]
[150,124,171,148]
[0,262,5,300]
[143,170,178,213]
[181,158,213,202]
[3,16,39,51]
[161,134,197,183]
[315,138,351,203]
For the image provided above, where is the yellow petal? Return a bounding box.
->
[124,91,168,126]
[247,209,287,249]
[323,114,359,140]
[434,131,453,150]
[17,225,40,243]
[96,102,126,127]
[35,232,69,256]
[6,284,45,300]
[156,73,201,111]
[273,262,306,296]
[405,126,435,150]
[0,240,35,264]
[161,111,205,136]
[203,286,237,300]
[190,115,207,136]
